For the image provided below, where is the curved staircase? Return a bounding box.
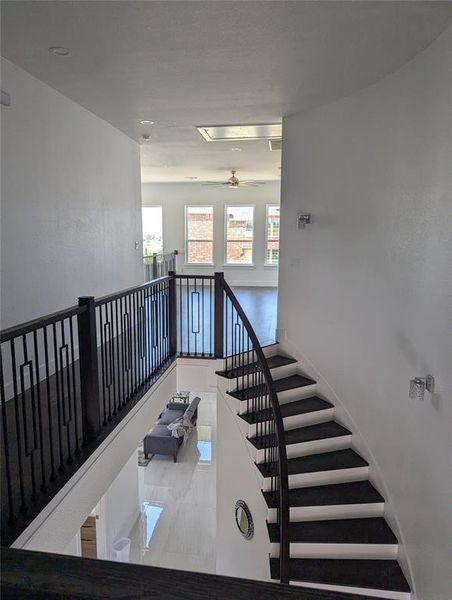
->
[217,344,411,599]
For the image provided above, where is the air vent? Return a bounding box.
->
[197,123,282,142]
[268,139,282,151]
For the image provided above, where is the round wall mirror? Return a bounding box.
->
[235,500,254,540]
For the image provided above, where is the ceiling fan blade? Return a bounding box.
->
[202,182,226,186]
[240,180,266,184]
[240,182,260,187]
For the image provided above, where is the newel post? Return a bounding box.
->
[168,271,177,356]
[77,296,101,443]
[152,253,158,280]
[214,272,224,358]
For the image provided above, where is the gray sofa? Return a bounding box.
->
[143,397,200,463]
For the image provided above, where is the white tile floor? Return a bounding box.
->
[129,392,217,574]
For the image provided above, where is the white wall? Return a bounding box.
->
[61,532,81,557]
[278,28,452,600]
[12,363,176,553]
[216,382,271,581]
[95,451,140,560]
[1,59,143,328]
[141,181,280,286]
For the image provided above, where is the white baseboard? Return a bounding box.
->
[227,280,278,287]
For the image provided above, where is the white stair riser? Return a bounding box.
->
[246,408,334,436]
[220,344,280,372]
[261,466,370,491]
[278,384,317,404]
[290,580,411,600]
[269,364,300,381]
[286,435,352,459]
[227,364,299,391]
[226,364,298,393]
[270,542,398,560]
[267,502,385,523]
[263,344,280,358]
[255,434,352,463]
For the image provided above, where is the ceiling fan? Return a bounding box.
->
[202,170,265,188]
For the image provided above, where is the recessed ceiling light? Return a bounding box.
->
[48,46,70,56]
[231,147,242,152]
[140,120,155,125]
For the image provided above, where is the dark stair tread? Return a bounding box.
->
[240,396,333,424]
[267,517,398,544]
[248,421,351,450]
[257,449,368,478]
[270,558,410,592]
[263,481,384,508]
[228,374,316,401]
[216,354,297,379]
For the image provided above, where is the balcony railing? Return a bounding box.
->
[0,271,289,584]
[143,250,178,282]
[1,277,174,545]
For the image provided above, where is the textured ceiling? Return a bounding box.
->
[1,1,450,182]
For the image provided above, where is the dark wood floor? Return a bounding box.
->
[177,285,278,356]
[232,286,278,348]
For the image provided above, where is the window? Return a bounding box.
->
[265,205,280,265]
[142,206,163,255]
[225,206,254,265]
[185,206,214,264]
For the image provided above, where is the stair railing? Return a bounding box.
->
[217,273,290,584]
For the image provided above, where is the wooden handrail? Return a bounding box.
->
[0,547,362,600]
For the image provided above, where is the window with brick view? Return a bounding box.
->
[185,206,214,264]
[225,206,254,265]
[266,205,280,265]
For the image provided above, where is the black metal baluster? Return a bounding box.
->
[20,334,38,500]
[160,283,165,367]
[10,339,27,511]
[246,334,250,416]
[186,277,190,355]
[68,318,80,455]
[147,288,152,375]
[43,327,56,480]
[32,330,47,491]
[52,323,65,471]
[143,288,149,381]
[230,303,234,371]
[1,347,16,523]
[210,277,213,358]
[156,283,161,370]
[114,299,122,411]
[98,306,107,424]
[142,289,147,382]
[108,302,117,417]
[130,293,136,394]
[59,321,73,464]
[105,304,113,420]
[121,297,129,405]
[136,293,141,385]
